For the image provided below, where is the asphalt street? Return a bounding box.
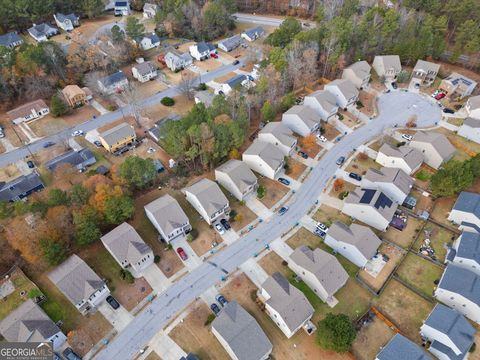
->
[233,13,284,27]
[96,91,441,360]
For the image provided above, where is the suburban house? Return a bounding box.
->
[0,299,67,350]
[420,303,476,360]
[183,178,230,225]
[147,113,181,142]
[194,90,215,107]
[241,27,265,42]
[97,71,129,94]
[242,140,285,179]
[164,51,193,72]
[145,194,191,242]
[411,60,440,86]
[215,160,258,201]
[48,255,110,315]
[258,122,297,156]
[45,148,96,172]
[325,221,381,267]
[99,122,136,153]
[440,72,477,98]
[218,35,242,52]
[361,167,414,204]
[343,187,398,231]
[303,90,339,122]
[259,272,314,338]
[288,245,348,304]
[211,301,272,360]
[466,95,480,119]
[0,172,45,202]
[376,334,432,360]
[448,192,480,231]
[180,354,200,360]
[143,3,159,18]
[324,79,359,109]
[62,85,91,107]
[132,61,157,82]
[281,105,320,137]
[410,131,455,169]
[447,232,480,276]
[376,143,424,175]
[189,41,215,61]
[0,32,23,49]
[114,1,130,15]
[136,33,160,50]
[101,222,153,278]
[218,74,253,95]
[7,99,49,124]
[27,23,59,42]
[434,264,480,324]
[341,60,371,89]
[54,13,79,31]
[458,118,480,144]
[372,55,402,80]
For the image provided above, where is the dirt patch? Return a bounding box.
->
[337,111,362,128]
[345,154,382,175]
[195,58,223,72]
[413,164,435,191]
[143,95,194,120]
[258,251,291,277]
[286,158,307,180]
[226,192,257,232]
[321,123,340,141]
[189,230,224,258]
[431,196,457,228]
[358,90,376,117]
[68,312,113,357]
[134,78,169,99]
[215,71,238,84]
[368,135,399,152]
[382,217,424,249]
[312,204,352,227]
[412,222,457,263]
[258,176,289,209]
[286,227,321,250]
[409,189,434,213]
[328,181,356,199]
[297,135,321,158]
[144,351,162,360]
[352,316,396,360]
[0,164,22,182]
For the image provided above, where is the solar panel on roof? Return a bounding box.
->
[375,193,393,209]
[360,189,376,204]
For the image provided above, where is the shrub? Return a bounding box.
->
[281,260,288,266]
[204,314,216,326]
[250,290,258,302]
[197,83,207,91]
[257,185,266,199]
[239,200,246,206]
[161,97,175,106]
[338,113,344,120]
[316,313,356,353]
[415,170,431,181]
[396,141,406,147]
[120,269,134,284]
[339,191,349,200]
[28,288,43,299]
[234,213,243,222]
[229,209,238,221]
[40,239,66,265]
[154,255,161,263]
[356,100,364,108]
[469,343,476,353]
[320,127,326,134]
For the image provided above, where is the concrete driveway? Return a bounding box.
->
[220,229,239,245]
[239,258,268,288]
[98,302,134,332]
[142,265,171,293]
[269,238,293,261]
[171,236,202,270]
[244,194,273,219]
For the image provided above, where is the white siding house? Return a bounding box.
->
[242,140,284,179]
[448,192,480,231]
[341,61,371,89]
[303,90,339,122]
[361,167,414,204]
[281,105,320,137]
[215,160,257,201]
[376,144,424,175]
[410,131,455,169]
[458,118,480,144]
[372,55,402,80]
[466,96,480,119]
[324,79,359,109]
[132,61,157,82]
[258,122,297,156]
[447,232,480,276]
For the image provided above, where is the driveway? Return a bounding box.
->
[171,236,202,270]
[244,194,273,219]
[239,258,269,288]
[98,302,134,332]
[142,265,171,293]
[220,229,239,245]
[269,238,293,261]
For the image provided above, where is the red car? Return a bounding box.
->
[210,53,218,59]
[177,247,188,261]
[435,92,446,100]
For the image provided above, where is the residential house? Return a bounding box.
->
[372,55,402,80]
[215,160,258,201]
[99,122,137,153]
[411,60,440,86]
[448,192,480,231]
[0,299,67,350]
[440,72,477,98]
[143,3,159,18]
[241,27,265,42]
[211,301,272,360]
[194,90,215,107]
[189,41,215,61]
[97,71,129,94]
[147,113,181,142]
[325,221,381,267]
[0,32,23,49]
[62,85,91,107]
[164,51,193,72]
[288,245,348,303]
[48,255,110,315]
[342,187,398,231]
[361,167,414,204]
[303,90,339,122]
[466,95,480,119]
[144,194,191,242]
[182,178,230,225]
[434,264,480,324]
[218,74,252,95]
[180,354,200,360]
[420,303,476,360]
[376,334,432,360]
[218,35,241,52]
[324,79,359,109]
[376,143,424,175]
[341,61,371,89]
[101,222,153,277]
[242,140,284,179]
[449,232,480,272]
[258,122,297,156]
[281,105,320,137]
[114,1,130,15]
[0,172,45,202]
[259,272,314,338]
[7,99,49,124]
[27,23,59,42]
[458,118,480,144]
[132,61,157,82]
[45,148,96,172]
[410,131,455,169]
[54,13,79,32]
[136,33,160,50]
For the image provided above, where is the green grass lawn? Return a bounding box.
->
[412,222,457,262]
[317,241,359,277]
[415,170,432,181]
[288,274,324,310]
[0,270,41,321]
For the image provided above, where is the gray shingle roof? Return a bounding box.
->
[28,23,58,39]
[413,60,440,74]
[133,61,156,76]
[377,334,431,360]
[55,13,78,24]
[364,167,414,196]
[196,41,215,53]
[0,172,44,202]
[455,231,480,265]
[215,160,257,195]
[99,71,127,87]
[243,27,265,39]
[347,61,371,79]
[468,95,480,112]
[378,144,424,170]
[327,221,381,259]
[218,34,241,51]
[344,187,397,222]
[412,131,456,162]
[326,79,359,100]
[305,90,338,113]
[452,192,480,219]
[212,301,272,360]
[144,194,189,235]
[100,122,135,147]
[183,178,228,217]
[375,55,402,72]
[45,149,96,172]
[463,117,480,128]
[244,140,284,171]
[438,264,480,306]
[259,122,296,149]
[284,105,319,129]
[0,32,22,47]
[225,74,247,88]
[194,90,215,107]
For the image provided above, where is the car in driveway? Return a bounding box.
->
[106,295,120,310]
[210,52,218,59]
[336,156,345,166]
[27,160,35,169]
[210,303,221,315]
[391,82,398,89]
[220,219,231,230]
[216,294,228,307]
[43,141,55,148]
[431,90,440,98]
[63,348,82,360]
[233,60,240,65]
[214,223,225,235]
[298,151,308,159]
[443,108,455,114]
[348,172,362,181]
[94,140,102,148]
[278,177,290,186]
[71,130,84,137]
[435,92,446,100]
[317,134,327,142]
[176,247,188,261]
[278,206,289,215]
[316,222,328,231]
[401,133,413,141]
[314,228,326,238]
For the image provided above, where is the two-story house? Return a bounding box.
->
[281,105,320,137]
[303,90,339,122]
[62,85,91,108]
[132,61,157,82]
[411,60,440,87]
[164,51,193,72]
[98,122,136,153]
[446,231,480,275]
[376,143,424,175]
[341,61,371,89]
[189,41,215,61]
[324,79,359,109]
[440,73,477,99]
[376,334,431,360]
[410,131,455,169]
[258,122,297,156]
[372,55,402,80]
[448,192,480,231]
[466,95,480,119]
[136,33,160,50]
[243,140,285,180]
[215,160,258,201]
[54,13,79,32]
[361,167,414,204]
[458,118,480,144]
[97,71,129,94]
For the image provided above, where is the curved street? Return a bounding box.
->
[96,91,441,360]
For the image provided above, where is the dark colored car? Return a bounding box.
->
[216,294,228,307]
[43,141,55,148]
[106,295,120,310]
[278,206,289,215]
[298,151,308,159]
[54,353,63,360]
[210,303,221,315]
[27,160,35,169]
[391,82,398,89]
[63,348,82,360]
[314,228,326,238]
[336,156,345,166]
[233,60,240,65]
[177,247,188,261]
[443,108,455,114]
[278,177,290,186]
[220,218,231,230]
[94,140,102,148]
[349,172,362,181]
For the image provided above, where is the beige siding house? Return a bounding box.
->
[303,90,338,122]
[242,140,284,179]
[372,55,402,80]
[410,131,455,169]
[258,122,297,156]
[281,105,320,137]
[342,60,371,89]
[376,143,423,175]
[215,160,257,201]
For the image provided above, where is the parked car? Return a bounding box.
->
[317,134,327,142]
[214,223,225,235]
[431,90,440,98]
[435,92,446,100]
[210,303,221,315]
[43,141,55,148]
[391,82,398,89]
[54,352,63,360]
[443,108,455,114]
[106,295,120,310]
[336,156,345,166]
[71,130,84,137]
[233,60,240,65]
[94,140,102,148]
[278,206,289,215]
[27,160,35,169]
[216,294,228,306]
[278,177,290,186]
[177,247,188,261]
[414,83,420,89]
[210,52,218,59]
[298,151,308,159]
[220,218,231,230]
[63,348,82,360]
[348,172,362,181]
[401,134,413,141]
[316,222,328,231]
[314,228,326,238]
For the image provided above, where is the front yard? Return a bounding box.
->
[345,153,382,175]
[321,123,340,141]
[285,158,307,180]
[312,204,352,227]
[257,176,289,209]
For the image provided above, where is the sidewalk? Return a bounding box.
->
[269,238,293,261]
[91,100,110,115]
[244,195,273,219]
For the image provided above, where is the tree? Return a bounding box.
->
[69,184,89,206]
[125,16,145,40]
[50,94,69,117]
[302,134,317,153]
[40,238,66,265]
[83,0,106,18]
[280,93,296,112]
[161,97,175,106]
[261,101,276,122]
[257,185,266,199]
[0,201,13,219]
[48,188,69,207]
[333,178,344,191]
[111,25,125,43]
[431,160,474,197]
[316,313,356,353]
[104,194,135,225]
[118,156,157,189]
[178,71,196,100]
[266,17,302,48]
[73,206,101,246]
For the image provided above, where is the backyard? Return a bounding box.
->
[412,222,457,262]
[352,315,396,360]
[413,165,436,191]
[435,127,480,161]
[431,196,457,228]
[382,217,424,249]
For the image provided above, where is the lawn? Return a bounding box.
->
[317,241,359,278]
[221,188,257,232]
[257,176,289,209]
[345,153,382,175]
[352,316,396,360]
[286,158,307,180]
[382,217,424,249]
[412,222,457,262]
[415,169,432,181]
[447,118,464,126]
[413,165,436,191]
[258,251,291,278]
[435,127,480,161]
[312,204,352,227]
[328,181,356,199]
[368,136,399,152]
[321,123,340,141]
[431,196,457,228]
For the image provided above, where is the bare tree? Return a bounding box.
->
[178,71,196,100]
[120,82,143,128]
[286,40,319,90]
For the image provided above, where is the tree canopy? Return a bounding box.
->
[316,313,356,353]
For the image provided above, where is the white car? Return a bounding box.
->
[431,90,440,98]
[401,134,413,141]
[71,130,84,137]
[317,134,327,142]
[214,223,225,235]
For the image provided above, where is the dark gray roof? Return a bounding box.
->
[327,221,381,259]
[0,172,44,202]
[463,118,480,128]
[45,149,96,172]
[377,334,431,360]
[99,71,127,87]
[28,23,58,38]
[345,187,397,221]
[55,13,78,24]
[219,34,241,51]
[180,353,200,360]
[455,231,480,265]
[424,303,475,356]
[364,167,414,195]
[411,131,455,162]
[438,264,480,305]
[430,341,464,360]
[145,33,160,43]
[133,61,156,76]
[196,41,215,53]
[452,192,480,219]
[225,74,247,88]
[0,32,22,47]
[243,27,265,38]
